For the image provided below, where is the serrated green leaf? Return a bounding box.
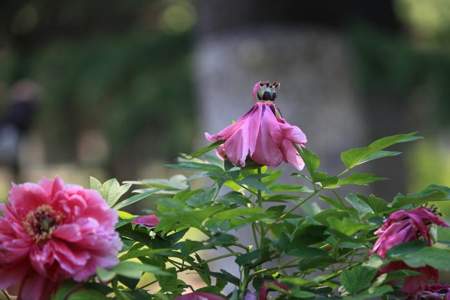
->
[336,173,386,187]
[299,147,320,174]
[68,290,107,300]
[390,184,450,208]
[340,266,377,294]
[388,242,450,272]
[189,141,223,158]
[340,132,422,169]
[292,224,328,246]
[113,189,159,210]
[186,187,217,207]
[90,177,103,192]
[344,194,374,216]
[113,262,169,279]
[327,217,370,236]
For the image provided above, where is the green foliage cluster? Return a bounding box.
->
[49,132,450,299]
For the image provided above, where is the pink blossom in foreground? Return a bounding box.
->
[410,284,450,300]
[0,177,122,300]
[205,81,307,170]
[175,291,226,300]
[133,214,160,227]
[380,261,439,295]
[372,207,448,258]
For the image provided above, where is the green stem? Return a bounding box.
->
[257,167,265,251]
[204,252,238,264]
[278,189,321,220]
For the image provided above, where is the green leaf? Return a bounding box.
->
[52,281,78,300]
[327,217,370,236]
[299,147,320,174]
[344,285,393,300]
[336,173,386,187]
[126,175,188,191]
[388,243,450,272]
[319,195,348,210]
[235,249,262,266]
[90,177,132,207]
[112,262,169,279]
[312,171,339,187]
[340,266,377,294]
[270,184,313,193]
[344,194,375,216]
[362,195,389,214]
[113,189,159,210]
[341,132,422,169]
[390,184,450,208]
[97,267,116,282]
[186,187,217,208]
[90,177,103,192]
[292,224,328,246]
[238,175,270,192]
[189,141,223,158]
[287,246,329,259]
[437,227,450,245]
[68,290,107,300]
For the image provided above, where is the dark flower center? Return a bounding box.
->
[23,205,61,242]
[256,81,279,101]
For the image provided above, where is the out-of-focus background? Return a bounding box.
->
[0,0,449,200]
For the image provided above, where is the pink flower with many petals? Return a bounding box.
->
[175,291,226,300]
[380,261,439,295]
[205,81,307,170]
[0,177,122,300]
[372,207,448,258]
[133,214,160,227]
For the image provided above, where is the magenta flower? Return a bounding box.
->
[380,261,439,295]
[0,178,122,300]
[411,284,450,300]
[133,214,160,227]
[372,207,448,258]
[175,291,226,300]
[205,81,307,170]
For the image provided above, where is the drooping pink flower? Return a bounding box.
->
[0,177,122,300]
[133,214,160,227]
[205,81,307,170]
[175,291,226,300]
[372,207,448,258]
[410,284,450,300]
[380,261,439,295]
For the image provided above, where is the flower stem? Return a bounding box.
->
[257,167,265,250]
[278,189,321,220]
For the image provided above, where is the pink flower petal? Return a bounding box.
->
[133,214,160,227]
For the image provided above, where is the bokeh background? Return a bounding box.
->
[0,0,449,201]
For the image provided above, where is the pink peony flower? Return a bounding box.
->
[411,284,450,300]
[175,291,226,300]
[0,177,122,300]
[380,261,439,295]
[205,81,307,170]
[372,207,448,258]
[133,214,160,227]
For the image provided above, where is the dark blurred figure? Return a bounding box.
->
[0,80,40,180]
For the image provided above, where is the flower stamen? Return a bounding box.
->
[23,205,62,242]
